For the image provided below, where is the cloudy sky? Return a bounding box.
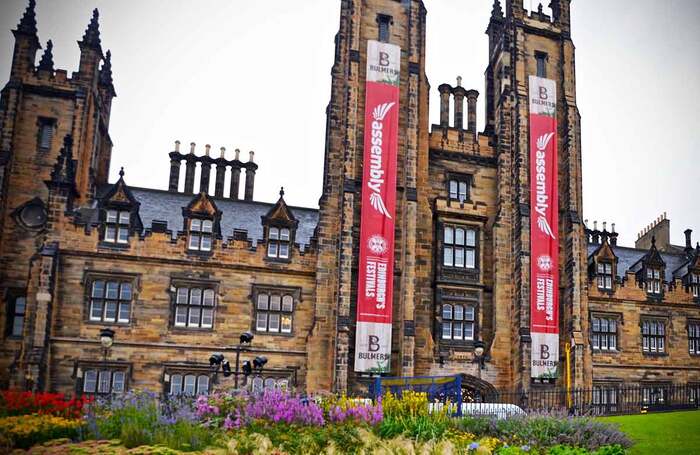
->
[1,0,698,248]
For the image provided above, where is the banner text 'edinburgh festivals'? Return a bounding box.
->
[354,40,400,373]
[529,75,560,380]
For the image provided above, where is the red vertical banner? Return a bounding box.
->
[529,76,560,381]
[354,40,401,373]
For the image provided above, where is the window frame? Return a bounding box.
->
[596,261,614,291]
[5,291,26,338]
[252,287,300,336]
[645,266,663,296]
[103,209,131,245]
[447,175,471,204]
[440,302,477,342]
[85,275,137,325]
[442,224,478,270]
[641,318,667,355]
[592,383,620,415]
[376,14,392,43]
[172,285,217,330]
[535,51,548,78]
[167,372,211,396]
[689,272,700,299]
[36,117,56,152]
[266,226,292,260]
[689,321,700,356]
[591,315,619,352]
[80,367,128,395]
[188,217,214,252]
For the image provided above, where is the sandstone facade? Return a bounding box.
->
[0,1,698,398]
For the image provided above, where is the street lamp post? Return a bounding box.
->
[234,332,254,388]
[100,328,115,364]
[473,340,487,380]
[209,332,255,389]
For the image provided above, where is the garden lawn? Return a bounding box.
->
[599,410,700,455]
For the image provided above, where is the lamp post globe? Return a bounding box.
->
[474,341,485,358]
[100,328,115,349]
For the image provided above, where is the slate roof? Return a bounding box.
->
[587,243,691,279]
[89,185,319,249]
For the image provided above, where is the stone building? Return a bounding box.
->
[0,0,698,400]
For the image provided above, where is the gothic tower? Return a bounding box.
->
[307,0,431,393]
[0,2,115,389]
[486,0,589,391]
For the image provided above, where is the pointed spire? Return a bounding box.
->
[651,236,657,247]
[491,0,504,20]
[99,49,115,93]
[16,0,37,36]
[38,40,54,72]
[80,8,101,49]
[118,166,125,179]
[279,187,285,198]
[49,135,77,192]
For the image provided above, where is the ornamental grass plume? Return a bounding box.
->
[245,389,325,426]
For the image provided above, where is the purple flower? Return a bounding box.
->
[520,445,531,452]
[469,442,480,450]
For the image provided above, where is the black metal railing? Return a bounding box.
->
[471,384,700,416]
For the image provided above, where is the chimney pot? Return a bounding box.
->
[189,142,196,154]
[205,144,211,156]
[603,221,607,231]
[175,140,181,152]
[235,148,241,161]
[220,147,226,158]
[249,151,255,162]
[594,221,598,230]
[685,229,693,250]
[612,223,616,233]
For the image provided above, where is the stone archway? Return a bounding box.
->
[459,373,498,403]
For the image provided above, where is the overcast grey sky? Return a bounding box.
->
[1,1,698,248]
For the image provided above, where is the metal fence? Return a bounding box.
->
[474,384,700,416]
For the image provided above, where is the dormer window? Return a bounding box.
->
[268,227,291,259]
[188,219,213,251]
[105,210,130,244]
[691,273,700,298]
[646,267,662,295]
[597,262,613,290]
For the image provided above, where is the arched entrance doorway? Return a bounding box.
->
[459,373,497,403]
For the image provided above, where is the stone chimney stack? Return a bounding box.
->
[199,144,212,194]
[244,151,257,201]
[168,140,182,192]
[685,229,694,254]
[184,142,197,194]
[229,149,242,200]
[635,212,671,251]
[452,78,466,130]
[214,147,227,198]
[438,83,452,127]
[466,89,479,136]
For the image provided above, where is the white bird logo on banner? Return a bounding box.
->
[373,102,395,121]
[370,192,392,219]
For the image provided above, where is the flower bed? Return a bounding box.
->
[0,389,632,454]
[0,414,83,449]
[0,391,91,418]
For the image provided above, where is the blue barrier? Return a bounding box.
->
[370,374,463,416]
